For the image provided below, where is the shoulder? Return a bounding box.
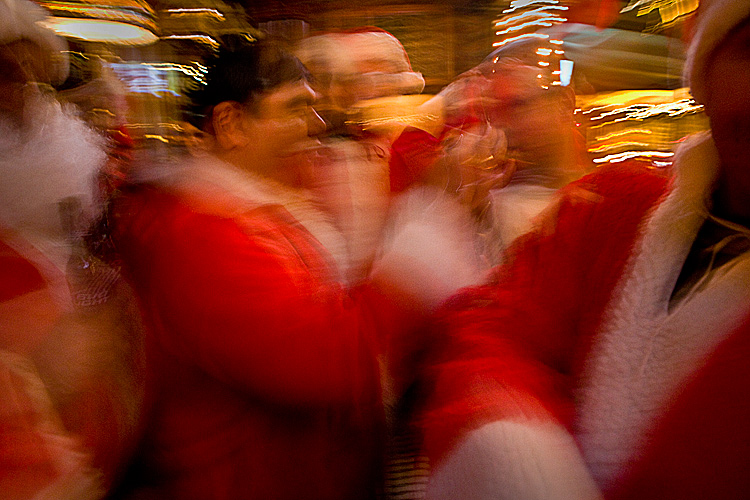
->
[564,160,671,205]
[113,183,293,247]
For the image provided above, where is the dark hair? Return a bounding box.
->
[185,34,309,130]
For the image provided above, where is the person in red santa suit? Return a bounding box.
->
[111,34,480,500]
[0,0,146,498]
[411,1,750,499]
[294,28,458,285]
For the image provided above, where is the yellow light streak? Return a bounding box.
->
[493,33,549,48]
[165,8,225,21]
[162,34,220,49]
[595,128,654,141]
[495,16,566,36]
[593,150,674,164]
[494,5,568,26]
[588,141,651,153]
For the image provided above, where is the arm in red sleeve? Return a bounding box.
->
[389,127,442,193]
[416,162,670,465]
[125,197,385,410]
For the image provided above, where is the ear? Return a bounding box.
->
[211,101,250,150]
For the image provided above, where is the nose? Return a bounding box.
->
[307,106,326,137]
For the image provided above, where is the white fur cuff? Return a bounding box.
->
[426,420,603,500]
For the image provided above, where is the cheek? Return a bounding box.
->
[266,117,308,143]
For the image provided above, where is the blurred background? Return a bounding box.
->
[42,0,707,168]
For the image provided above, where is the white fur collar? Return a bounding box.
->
[576,131,750,490]
[161,155,351,282]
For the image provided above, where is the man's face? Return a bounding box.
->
[484,65,573,166]
[246,79,326,167]
[704,18,750,187]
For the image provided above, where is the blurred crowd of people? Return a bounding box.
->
[1,0,749,498]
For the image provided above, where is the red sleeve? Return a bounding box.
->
[114,190,412,411]
[415,162,669,465]
[389,127,442,193]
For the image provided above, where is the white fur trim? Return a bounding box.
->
[371,186,485,311]
[684,0,750,103]
[0,0,69,84]
[576,131,750,488]
[484,184,559,265]
[295,31,425,100]
[160,155,351,281]
[427,420,602,500]
[0,92,105,273]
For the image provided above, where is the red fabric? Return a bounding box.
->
[418,158,750,497]
[415,161,670,465]
[389,127,442,193]
[112,184,416,500]
[0,236,63,354]
[609,317,750,500]
[0,238,87,497]
[99,125,135,200]
[0,361,64,499]
[0,239,46,303]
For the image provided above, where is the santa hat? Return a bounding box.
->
[296,29,424,98]
[684,0,750,104]
[0,0,69,85]
[343,29,425,96]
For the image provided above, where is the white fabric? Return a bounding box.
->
[0,91,104,272]
[426,420,602,500]
[372,186,485,311]
[576,131,750,488]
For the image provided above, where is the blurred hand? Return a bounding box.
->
[439,123,516,212]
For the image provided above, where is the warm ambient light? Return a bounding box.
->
[38,16,157,45]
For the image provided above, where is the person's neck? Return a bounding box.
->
[214,148,302,189]
[711,157,750,227]
[712,177,750,229]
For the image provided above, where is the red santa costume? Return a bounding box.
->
[0,2,147,497]
[411,1,750,497]
[111,144,482,499]
[295,29,430,283]
[418,124,750,498]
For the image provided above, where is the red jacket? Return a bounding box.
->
[418,132,750,498]
[112,161,420,500]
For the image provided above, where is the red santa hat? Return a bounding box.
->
[0,0,69,85]
[343,28,425,96]
[684,0,750,104]
[296,28,425,99]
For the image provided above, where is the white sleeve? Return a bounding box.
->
[370,186,485,311]
[426,420,603,500]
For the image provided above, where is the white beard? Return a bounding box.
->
[0,90,106,270]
